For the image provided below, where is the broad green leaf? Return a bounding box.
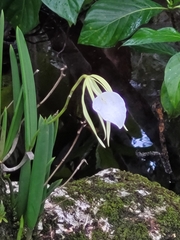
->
[82,0,96,11]
[42,0,85,25]
[161,81,180,117]
[79,0,165,47]
[131,43,177,56]
[123,27,180,46]
[0,0,42,33]
[96,144,119,169]
[164,52,180,114]
[0,10,4,120]
[16,27,37,150]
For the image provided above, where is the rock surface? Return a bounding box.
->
[38,168,180,240]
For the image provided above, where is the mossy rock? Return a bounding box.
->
[39,168,180,239]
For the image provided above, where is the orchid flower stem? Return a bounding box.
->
[48,74,87,123]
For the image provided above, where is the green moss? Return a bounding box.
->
[50,170,180,239]
[115,222,151,240]
[92,229,110,239]
[156,206,180,238]
[97,198,124,223]
[63,232,88,240]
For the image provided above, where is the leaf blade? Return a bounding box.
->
[26,117,54,229]
[164,52,180,112]
[123,27,180,46]
[16,27,37,150]
[1,0,41,33]
[42,0,84,25]
[79,0,165,47]
[0,10,4,120]
[131,43,177,56]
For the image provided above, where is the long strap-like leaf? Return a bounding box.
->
[0,10,4,123]
[16,27,37,151]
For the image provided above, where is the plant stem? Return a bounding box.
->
[48,74,87,123]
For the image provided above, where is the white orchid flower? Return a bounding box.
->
[81,74,126,147]
[92,91,126,129]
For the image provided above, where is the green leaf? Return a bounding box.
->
[16,216,24,240]
[9,45,21,109]
[82,0,96,11]
[161,81,180,117]
[17,154,32,219]
[3,46,24,156]
[4,89,23,156]
[16,27,37,150]
[44,116,55,179]
[45,179,62,199]
[123,27,180,46]
[40,116,56,215]
[131,43,177,56]
[79,0,165,47]
[96,144,119,169]
[163,52,180,115]
[0,0,42,33]
[0,201,7,223]
[26,117,54,229]
[42,0,85,25]
[0,10,4,120]
[0,108,7,160]
[171,0,180,6]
